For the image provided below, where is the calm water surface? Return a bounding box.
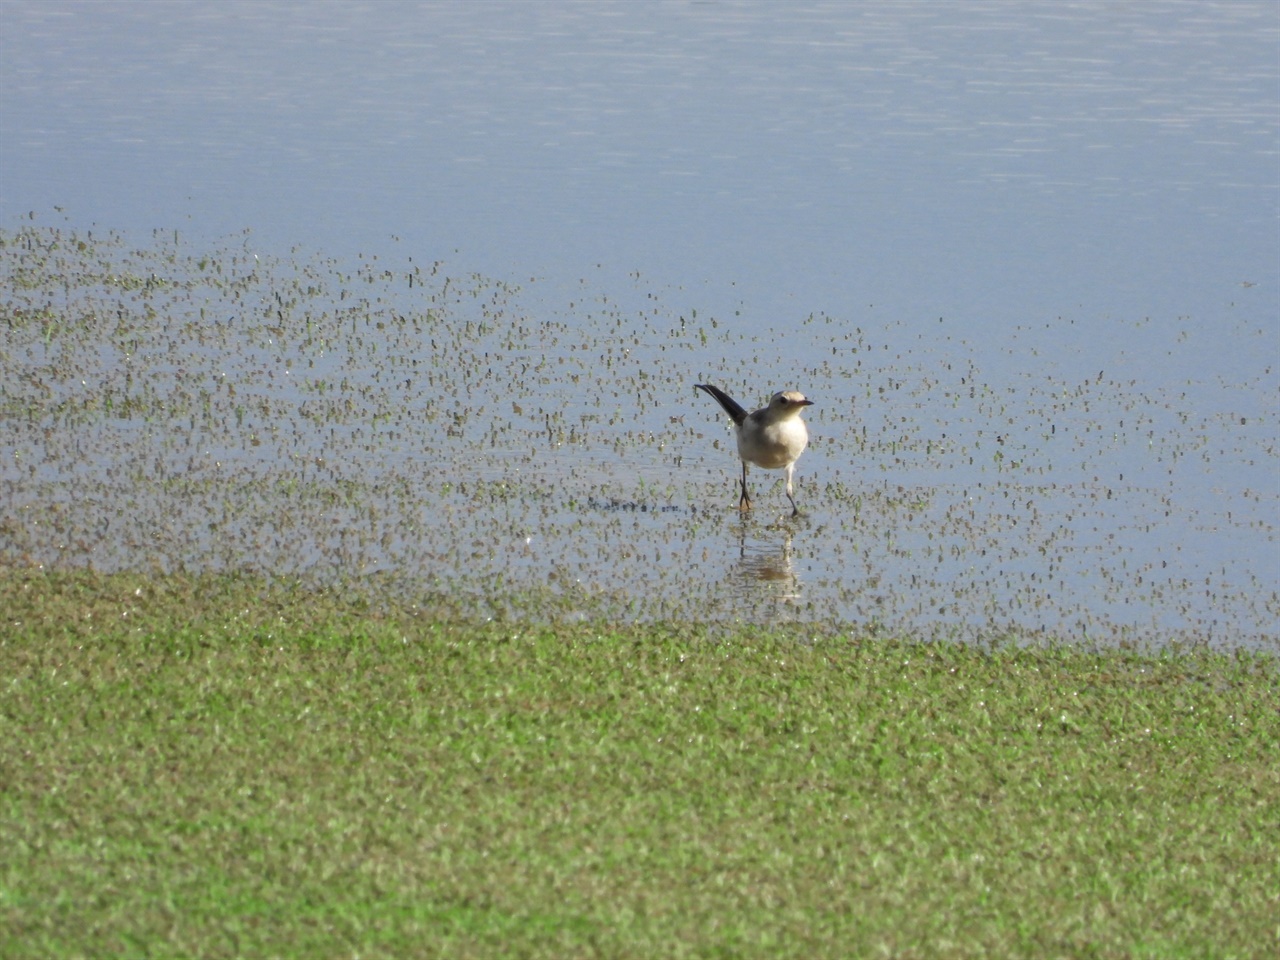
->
[1,1,1277,644]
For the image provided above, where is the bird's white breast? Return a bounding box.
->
[738,414,808,469]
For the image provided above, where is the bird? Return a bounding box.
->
[695,383,814,516]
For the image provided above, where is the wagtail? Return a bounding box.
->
[695,383,814,516]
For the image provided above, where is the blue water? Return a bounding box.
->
[1,0,1277,642]
[3,1,1275,319]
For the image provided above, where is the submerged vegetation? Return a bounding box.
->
[2,221,1276,643]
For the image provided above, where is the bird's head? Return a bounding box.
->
[770,391,814,416]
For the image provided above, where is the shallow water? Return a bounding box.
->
[2,227,1275,645]
[1,1,1276,644]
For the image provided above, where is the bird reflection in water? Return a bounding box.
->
[732,530,803,607]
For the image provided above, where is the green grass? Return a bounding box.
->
[2,569,1277,958]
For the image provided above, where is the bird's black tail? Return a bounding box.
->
[694,383,748,426]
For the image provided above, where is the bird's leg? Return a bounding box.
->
[739,462,752,511]
[785,465,800,517]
